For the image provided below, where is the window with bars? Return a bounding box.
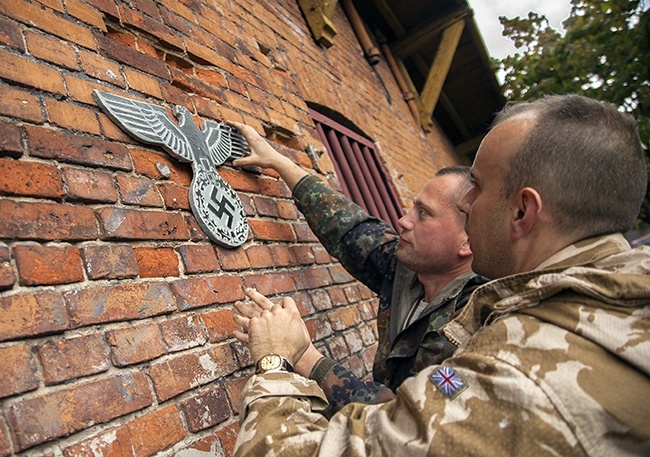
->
[310,108,404,230]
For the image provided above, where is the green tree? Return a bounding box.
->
[498,0,650,229]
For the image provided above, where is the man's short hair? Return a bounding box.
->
[493,94,647,237]
[436,166,472,223]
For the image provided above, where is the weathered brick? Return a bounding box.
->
[0,122,23,158]
[293,220,319,242]
[328,306,361,331]
[79,49,126,87]
[9,372,152,451]
[159,314,207,352]
[249,219,296,242]
[276,199,299,219]
[0,244,15,291]
[26,124,133,170]
[0,159,63,199]
[169,66,224,101]
[290,245,316,265]
[216,245,251,271]
[65,282,176,327]
[116,174,163,206]
[0,82,44,123]
[219,167,291,198]
[230,339,252,369]
[95,31,170,81]
[173,435,225,457]
[177,243,219,274]
[330,264,355,284]
[0,0,96,48]
[272,244,296,267]
[0,15,24,51]
[313,245,333,263]
[43,98,101,135]
[0,420,10,457]
[37,333,109,385]
[66,0,108,30]
[123,67,164,99]
[0,292,69,342]
[129,148,192,185]
[149,344,237,401]
[305,314,333,341]
[201,308,238,343]
[293,265,333,290]
[344,328,364,353]
[14,244,84,286]
[62,426,134,457]
[0,48,66,95]
[181,387,231,432]
[81,244,139,280]
[171,275,244,310]
[309,287,333,311]
[24,30,79,70]
[327,334,349,361]
[215,421,239,457]
[243,271,295,296]
[127,405,186,457]
[107,322,167,366]
[245,244,275,269]
[328,286,349,307]
[63,166,118,203]
[98,207,190,240]
[0,345,39,399]
[134,246,179,277]
[224,375,251,415]
[156,181,191,209]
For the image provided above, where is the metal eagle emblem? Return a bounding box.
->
[93,90,249,248]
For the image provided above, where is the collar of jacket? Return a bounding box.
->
[442,233,649,347]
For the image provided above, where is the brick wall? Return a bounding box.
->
[0,0,463,455]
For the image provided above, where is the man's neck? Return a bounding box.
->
[418,263,473,302]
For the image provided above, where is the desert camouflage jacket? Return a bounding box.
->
[291,175,483,412]
[235,234,650,456]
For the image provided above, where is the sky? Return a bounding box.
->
[471,0,572,60]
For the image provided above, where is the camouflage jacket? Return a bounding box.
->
[292,175,483,412]
[235,234,650,456]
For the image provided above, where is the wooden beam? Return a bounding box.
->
[297,0,339,48]
[439,91,470,139]
[390,8,469,58]
[396,59,434,132]
[456,134,485,158]
[420,18,465,119]
[371,0,405,35]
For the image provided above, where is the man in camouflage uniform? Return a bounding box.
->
[230,121,483,414]
[232,94,650,456]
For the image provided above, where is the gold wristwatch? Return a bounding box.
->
[255,354,294,374]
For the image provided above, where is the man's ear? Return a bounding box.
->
[458,235,472,258]
[511,187,542,241]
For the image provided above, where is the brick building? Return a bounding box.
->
[0,0,502,455]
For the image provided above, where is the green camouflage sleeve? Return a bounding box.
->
[292,174,398,293]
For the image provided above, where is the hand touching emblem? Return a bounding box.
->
[93,90,250,247]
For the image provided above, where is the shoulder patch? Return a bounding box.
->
[429,366,468,399]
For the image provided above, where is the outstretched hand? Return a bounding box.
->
[226,121,284,169]
[233,288,311,366]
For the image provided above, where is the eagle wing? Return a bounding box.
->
[93,90,194,162]
[202,121,249,166]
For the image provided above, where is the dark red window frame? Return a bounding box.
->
[310,108,404,229]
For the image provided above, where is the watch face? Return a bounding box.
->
[260,355,281,371]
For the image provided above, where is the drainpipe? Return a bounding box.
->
[340,0,380,65]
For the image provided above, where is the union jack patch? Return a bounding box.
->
[430,366,468,399]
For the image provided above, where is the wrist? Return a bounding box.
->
[255,353,294,374]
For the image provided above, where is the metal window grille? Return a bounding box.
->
[310,108,404,230]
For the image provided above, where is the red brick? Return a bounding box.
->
[169,66,224,101]
[37,334,109,385]
[127,405,185,457]
[107,322,166,366]
[328,306,361,331]
[134,246,179,278]
[66,0,108,30]
[65,282,177,327]
[245,244,275,269]
[0,420,10,457]
[119,5,182,51]
[0,292,69,342]
[156,181,191,209]
[14,244,84,286]
[305,314,333,340]
[0,244,15,291]
[313,245,333,264]
[243,271,295,296]
[159,315,208,352]
[116,175,164,207]
[79,49,126,87]
[95,32,170,81]
[0,122,23,158]
[44,98,101,135]
[0,48,65,95]
[0,82,44,123]
[216,245,251,271]
[149,344,237,401]
[177,243,219,274]
[327,334,349,361]
[309,288,333,311]
[330,264,354,284]
[294,265,333,290]
[215,420,239,456]
[201,308,238,343]
[230,338,252,368]
[81,244,139,280]
[0,0,96,48]
[97,207,190,240]
[129,148,192,185]
[63,166,118,203]
[0,200,99,241]
[123,67,164,99]
[26,124,133,170]
[0,345,39,398]
[0,16,24,51]
[327,287,350,307]
[276,199,299,219]
[62,426,134,457]
[174,435,225,457]
[181,387,231,432]
[344,328,364,353]
[24,30,79,70]
[290,245,316,265]
[224,375,251,415]
[171,275,244,310]
[219,167,291,198]
[249,219,296,242]
[272,244,296,267]
[9,372,152,451]
[293,220,319,242]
